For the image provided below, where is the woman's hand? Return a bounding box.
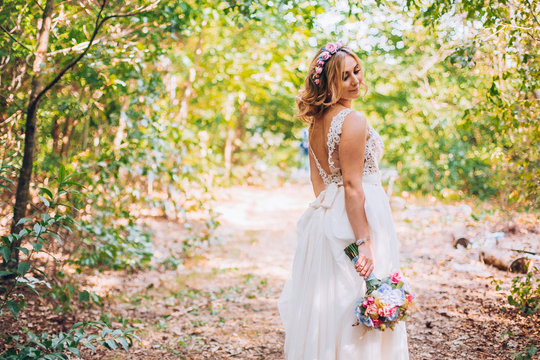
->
[354,242,374,279]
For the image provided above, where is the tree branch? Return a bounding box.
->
[33,0,44,12]
[524,0,540,27]
[32,0,161,108]
[0,24,32,53]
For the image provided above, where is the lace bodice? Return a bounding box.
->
[309,108,384,186]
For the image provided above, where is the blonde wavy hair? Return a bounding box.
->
[297,46,367,125]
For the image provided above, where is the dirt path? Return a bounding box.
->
[96,183,538,359]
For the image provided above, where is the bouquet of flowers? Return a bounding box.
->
[344,243,415,331]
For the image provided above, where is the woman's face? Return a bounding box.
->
[338,55,363,100]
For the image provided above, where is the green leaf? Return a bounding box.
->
[65,181,85,188]
[59,165,66,182]
[6,300,20,319]
[67,347,81,357]
[17,247,29,256]
[82,342,96,351]
[0,247,10,262]
[32,242,43,252]
[101,328,112,337]
[16,217,32,226]
[17,228,30,238]
[78,290,90,302]
[117,337,130,351]
[0,270,13,277]
[49,231,63,246]
[39,187,54,199]
[38,194,51,207]
[104,338,118,350]
[17,262,31,276]
[33,223,45,237]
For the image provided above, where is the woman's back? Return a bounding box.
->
[279,41,409,359]
[309,106,350,176]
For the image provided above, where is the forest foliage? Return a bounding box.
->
[0,0,538,356]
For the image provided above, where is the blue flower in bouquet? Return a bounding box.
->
[402,279,411,293]
[375,284,405,307]
[387,308,399,322]
[359,313,374,327]
[359,314,374,327]
[355,302,374,327]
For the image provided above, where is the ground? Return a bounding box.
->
[1,182,539,359]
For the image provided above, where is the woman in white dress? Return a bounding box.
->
[278,42,409,359]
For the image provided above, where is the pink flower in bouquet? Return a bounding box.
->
[362,296,375,307]
[325,42,337,53]
[366,296,375,304]
[390,271,403,283]
[372,318,383,327]
[366,304,378,315]
[378,306,396,318]
[320,51,330,60]
[406,293,413,302]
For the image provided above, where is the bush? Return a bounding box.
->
[0,321,139,359]
[507,269,540,316]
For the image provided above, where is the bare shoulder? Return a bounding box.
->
[341,110,368,140]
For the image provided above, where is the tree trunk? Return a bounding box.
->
[230,102,248,156]
[81,116,90,151]
[223,100,248,183]
[63,118,78,158]
[177,28,204,125]
[5,0,55,271]
[224,127,234,183]
[51,116,61,154]
[479,248,534,273]
[60,117,73,157]
[450,225,470,248]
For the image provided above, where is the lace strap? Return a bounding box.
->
[327,108,353,173]
[309,145,330,183]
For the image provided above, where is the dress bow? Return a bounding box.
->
[309,182,342,210]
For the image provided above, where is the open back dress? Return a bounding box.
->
[278,108,409,359]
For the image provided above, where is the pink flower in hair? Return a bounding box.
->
[325,42,337,53]
[317,60,324,66]
[315,66,322,74]
[314,79,320,84]
[320,51,330,60]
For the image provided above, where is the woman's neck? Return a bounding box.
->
[336,98,352,108]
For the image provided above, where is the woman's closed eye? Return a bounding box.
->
[343,69,360,80]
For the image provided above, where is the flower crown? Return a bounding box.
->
[312,41,349,85]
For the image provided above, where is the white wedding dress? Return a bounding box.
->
[278,108,409,359]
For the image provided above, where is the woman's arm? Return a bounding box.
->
[339,111,374,279]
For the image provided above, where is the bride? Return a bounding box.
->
[278,42,410,359]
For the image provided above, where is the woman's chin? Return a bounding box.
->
[344,92,362,100]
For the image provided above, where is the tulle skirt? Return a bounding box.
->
[278,173,409,360]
